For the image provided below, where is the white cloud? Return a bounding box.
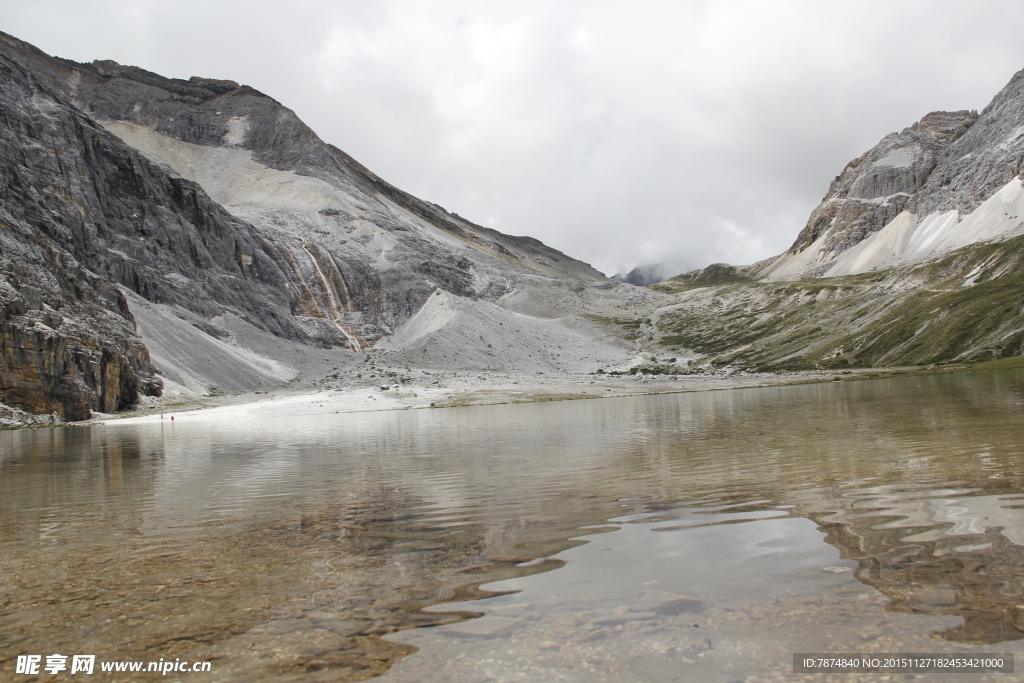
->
[3,0,1024,276]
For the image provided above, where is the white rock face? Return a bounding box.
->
[223,115,248,146]
[762,176,1024,280]
[757,66,1024,282]
[873,146,916,169]
[104,121,353,212]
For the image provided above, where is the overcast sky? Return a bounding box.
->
[4,1,1024,277]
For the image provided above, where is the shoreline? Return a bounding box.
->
[95,371,831,426]
[86,366,920,426]
[5,357,1021,430]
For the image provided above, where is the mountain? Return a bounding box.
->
[611,264,672,286]
[756,69,1024,281]
[0,32,631,420]
[648,67,1024,371]
[5,30,1020,421]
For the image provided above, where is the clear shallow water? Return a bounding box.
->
[3,371,1024,681]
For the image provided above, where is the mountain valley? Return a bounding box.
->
[2,32,1024,426]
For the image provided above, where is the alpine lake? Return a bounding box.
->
[3,370,1024,682]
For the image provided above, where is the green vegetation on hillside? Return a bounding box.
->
[651,234,1024,371]
[582,314,643,340]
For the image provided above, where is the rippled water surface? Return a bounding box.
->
[4,371,1024,681]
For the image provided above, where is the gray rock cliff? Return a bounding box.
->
[0,31,610,418]
[787,110,979,259]
[0,49,164,419]
[755,66,1024,281]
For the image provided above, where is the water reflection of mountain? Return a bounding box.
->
[624,370,1024,645]
[0,427,165,545]
[791,485,1024,644]
[3,370,1024,677]
[0,423,628,681]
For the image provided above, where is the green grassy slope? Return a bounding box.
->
[651,235,1024,371]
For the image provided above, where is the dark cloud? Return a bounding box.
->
[3,0,1024,276]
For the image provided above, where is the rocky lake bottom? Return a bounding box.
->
[3,370,1024,681]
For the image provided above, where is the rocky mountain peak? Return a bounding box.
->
[907,66,1024,218]
[755,65,1024,282]
[786,109,978,258]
